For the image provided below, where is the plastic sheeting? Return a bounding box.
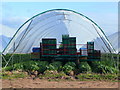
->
[2,9,116,54]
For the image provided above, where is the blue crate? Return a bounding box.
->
[32,47,40,52]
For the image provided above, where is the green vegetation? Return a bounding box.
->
[62,62,76,74]
[2,54,31,67]
[2,66,13,71]
[47,61,62,71]
[76,73,118,81]
[3,61,49,73]
[1,53,120,81]
[1,71,28,79]
[39,70,68,80]
[37,61,49,73]
[78,62,91,73]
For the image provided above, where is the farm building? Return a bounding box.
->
[2,9,116,55]
[2,9,119,68]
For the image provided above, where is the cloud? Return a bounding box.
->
[0,24,16,37]
[0,16,29,37]
[2,16,29,29]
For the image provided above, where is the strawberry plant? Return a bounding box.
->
[47,61,62,71]
[13,63,24,70]
[78,62,91,73]
[62,62,76,74]
[37,61,49,73]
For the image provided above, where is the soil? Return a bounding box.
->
[1,78,119,88]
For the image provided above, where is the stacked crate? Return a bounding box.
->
[87,42,101,59]
[31,47,40,60]
[41,38,57,57]
[94,50,101,59]
[32,47,40,52]
[87,42,94,59]
[62,35,76,55]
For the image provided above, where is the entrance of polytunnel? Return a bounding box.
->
[2,9,119,75]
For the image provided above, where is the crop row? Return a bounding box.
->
[2,60,119,75]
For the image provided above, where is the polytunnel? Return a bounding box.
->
[2,9,116,54]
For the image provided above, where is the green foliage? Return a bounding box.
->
[2,66,13,71]
[90,61,103,73]
[47,61,62,71]
[62,62,76,74]
[39,70,67,80]
[101,53,119,67]
[62,65,74,74]
[78,62,91,73]
[90,61,118,74]
[2,53,119,76]
[23,61,39,72]
[2,71,28,79]
[37,61,49,73]
[21,61,48,73]
[76,73,118,81]
[65,62,76,67]
[3,61,48,73]
[13,63,24,70]
[2,54,31,67]
[101,66,118,74]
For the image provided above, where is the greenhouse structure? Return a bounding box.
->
[2,9,118,67]
[2,9,116,54]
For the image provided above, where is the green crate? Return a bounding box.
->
[62,34,69,38]
[62,35,76,55]
[42,38,57,56]
[62,37,76,48]
[87,42,94,53]
[67,48,76,55]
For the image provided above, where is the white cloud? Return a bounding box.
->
[0,24,16,37]
[2,16,29,29]
[0,16,29,37]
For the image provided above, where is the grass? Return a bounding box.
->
[1,70,119,82]
[2,71,28,79]
[38,70,119,82]
[39,70,67,79]
[76,73,118,82]
[38,70,75,81]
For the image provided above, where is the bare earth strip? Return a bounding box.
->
[2,78,118,88]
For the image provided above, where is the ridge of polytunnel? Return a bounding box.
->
[2,9,116,54]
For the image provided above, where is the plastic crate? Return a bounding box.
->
[32,47,40,52]
[87,42,94,53]
[31,52,40,59]
[41,38,57,56]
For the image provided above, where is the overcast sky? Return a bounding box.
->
[1,2,118,37]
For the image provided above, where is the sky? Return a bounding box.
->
[1,2,118,37]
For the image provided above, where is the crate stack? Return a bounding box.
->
[31,47,40,60]
[62,35,76,56]
[87,42,101,60]
[87,42,94,59]
[41,38,57,57]
[94,50,101,59]
[31,35,101,61]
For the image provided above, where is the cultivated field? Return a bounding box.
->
[1,53,120,88]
